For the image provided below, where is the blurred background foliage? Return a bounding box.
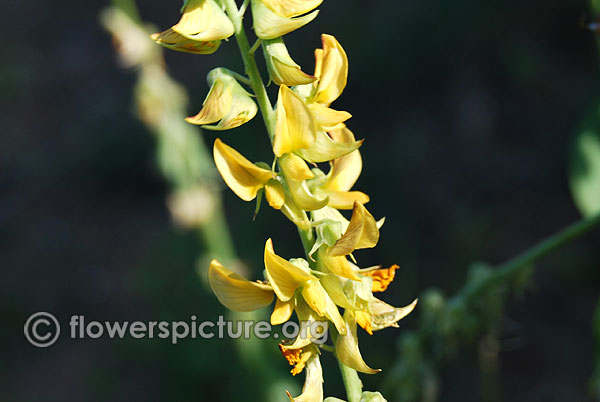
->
[2,0,600,401]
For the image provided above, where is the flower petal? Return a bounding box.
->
[208,259,274,311]
[320,189,370,210]
[264,238,316,301]
[308,103,351,131]
[261,0,322,18]
[317,247,361,281]
[271,298,295,325]
[264,38,316,86]
[280,153,315,181]
[265,180,286,209]
[274,85,317,157]
[286,350,323,402]
[328,202,379,256]
[314,34,348,106]
[324,126,363,192]
[213,138,275,201]
[151,28,221,54]
[369,298,418,331]
[301,279,346,335]
[361,264,398,292]
[172,0,234,41]
[295,130,362,163]
[186,69,257,130]
[252,0,319,40]
[334,311,381,374]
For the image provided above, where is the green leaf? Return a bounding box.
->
[569,106,600,217]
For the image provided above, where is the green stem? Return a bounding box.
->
[457,211,600,303]
[222,0,276,140]
[339,360,363,402]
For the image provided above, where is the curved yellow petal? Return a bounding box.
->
[308,103,351,131]
[328,202,379,256]
[271,298,295,325]
[295,130,362,164]
[321,189,370,210]
[301,279,346,335]
[252,0,319,40]
[213,138,275,201]
[261,0,322,18]
[325,126,363,192]
[264,238,316,301]
[274,85,317,157]
[172,0,234,41]
[287,178,329,211]
[151,28,221,54]
[317,247,361,281]
[264,38,316,86]
[186,69,257,130]
[279,152,314,181]
[314,34,348,106]
[265,180,286,209]
[334,311,381,374]
[208,259,274,312]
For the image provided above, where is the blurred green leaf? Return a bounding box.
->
[569,106,600,217]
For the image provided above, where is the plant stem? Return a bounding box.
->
[339,360,363,402]
[222,0,276,140]
[457,211,600,303]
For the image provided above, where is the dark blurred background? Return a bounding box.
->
[2,0,600,401]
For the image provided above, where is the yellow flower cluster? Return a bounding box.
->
[151,1,416,401]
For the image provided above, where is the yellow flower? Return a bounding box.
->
[207,239,346,334]
[313,34,348,106]
[251,0,320,40]
[327,201,379,257]
[213,138,285,208]
[172,0,234,42]
[186,68,258,130]
[274,85,317,157]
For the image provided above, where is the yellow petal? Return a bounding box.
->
[295,130,362,164]
[279,153,314,181]
[325,126,363,192]
[186,69,257,130]
[287,297,328,349]
[264,238,316,302]
[334,311,381,374]
[301,279,346,335]
[172,0,234,41]
[265,180,286,209]
[328,202,379,256]
[271,298,295,325]
[312,206,350,233]
[320,189,370,210]
[355,311,373,335]
[252,0,319,40]
[264,38,316,86]
[151,28,221,54]
[261,0,322,18]
[286,351,323,402]
[308,103,351,131]
[207,259,274,311]
[213,138,275,201]
[319,274,369,311]
[314,34,348,106]
[274,85,317,157]
[317,247,361,281]
[284,172,329,211]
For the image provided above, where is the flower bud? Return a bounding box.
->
[263,38,316,86]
